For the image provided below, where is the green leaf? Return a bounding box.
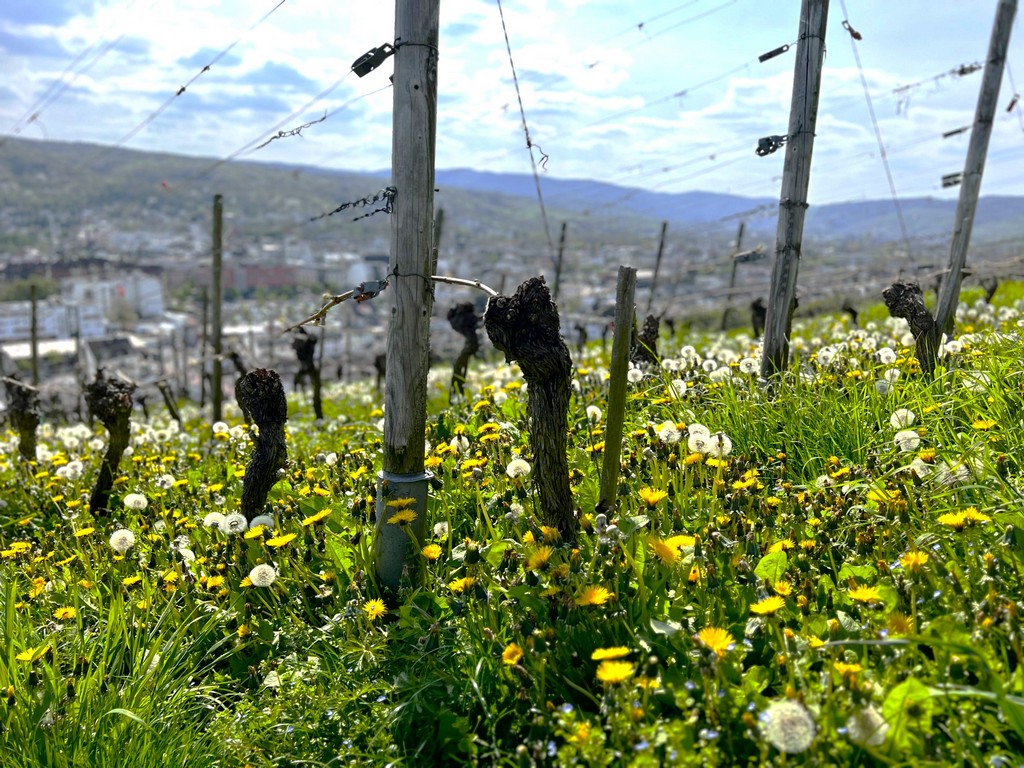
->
[753,551,788,583]
[103,708,153,730]
[837,563,877,582]
[482,540,509,568]
[883,676,933,752]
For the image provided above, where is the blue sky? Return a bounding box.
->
[2,0,1022,204]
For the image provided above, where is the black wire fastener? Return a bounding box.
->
[352,43,395,77]
[756,135,788,156]
[758,44,790,63]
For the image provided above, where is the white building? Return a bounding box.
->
[62,272,165,321]
[0,299,106,343]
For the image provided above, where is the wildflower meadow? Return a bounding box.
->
[3,289,1024,766]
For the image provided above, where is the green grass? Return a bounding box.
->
[3,291,1024,765]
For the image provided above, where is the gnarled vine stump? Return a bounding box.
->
[85,372,136,515]
[236,369,288,521]
[3,376,40,462]
[630,313,660,366]
[484,277,575,541]
[883,281,938,378]
[447,302,480,401]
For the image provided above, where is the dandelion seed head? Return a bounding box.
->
[108,528,136,553]
[760,699,816,754]
[248,563,277,588]
[123,493,148,511]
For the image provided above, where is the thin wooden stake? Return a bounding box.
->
[646,221,668,314]
[29,282,39,386]
[599,266,637,513]
[552,221,567,301]
[211,194,224,422]
[760,0,830,377]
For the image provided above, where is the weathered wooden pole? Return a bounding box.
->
[199,289,209,406]
[720,222,745,331]
[760,0,829,377]
[552,221,568,302]
[375,0,440,590]
[599,266,637,514]
[211,194,224,422]
[933,0,1016,337]
[29,282,39,386]
[646,221,668,314]
[431,206,444,275]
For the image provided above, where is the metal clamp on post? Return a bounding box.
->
[352,43,395,77]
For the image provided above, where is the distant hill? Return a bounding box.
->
[1,138,1022,260]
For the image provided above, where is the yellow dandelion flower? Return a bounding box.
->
[900,550,929,572]
[768,539,795,554]
[697,627,735,657]
[848,585,881,604]
[387,509,418,525]
[750,595,786,615]
[244,525,267,539]
[237,623,251,638]
[575,585,613,607]
[539,526,561,543]
[962,507,992,524]
[302,508,332,526]
[266,533,297,547]
[937,511,969,530]
[54,606,76,621]
[386,497,418,509]
[833,661,863,679]
[649,537,679,565]
[312,486,331,497]
[502,642,524,665]
[240,577,253,587]
[638,487,669,507]
[591,646,632,661]
[73,527,94,538]
[363,598,387,621]
[596,660,636,684]
[16,646,45,662]
[688,564,702,583]
[122,575,142,587]
[773,581,793,596]
[448,576,477,594]
[665,533,695,549]
[525,545,554,571]
[972,418,996,430]
[421,543,443,561]
[206,575,225,589]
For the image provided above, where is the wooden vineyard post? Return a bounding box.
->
[933,0,1016,338]
[375,0,440,590]
[646,221,668,314]
[760,0,829,377]
[211,194,224,422]
[29,282,39,386]
[552,221,567,302]
[599,266,637,513]
[720,222,745,331]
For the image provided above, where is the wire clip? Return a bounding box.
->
[756,135,788,156]
[758,44,790,63]
[352,279,388,303]
[942,172,963,188]
[841,20,862,40]
[352,43,395,77]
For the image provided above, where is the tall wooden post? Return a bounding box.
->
[199,289,209,406]
[646,221,668,314]
[211,194,224,422]
[933,0,1016,337]
[431,207,444,275]
[760,0,829,377]
[599,266,637,513]
[552,221,568,302]
[29,282,39,386]
[720,222,745,331]
[376,0,440,590]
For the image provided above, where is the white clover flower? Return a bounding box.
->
[586,405,603,423]
[889,408,916,429]
[248,563,277,588]
[655,420,682,444]
[894,429,921,452]
[109,528,136,553]
[203,512,227,530]
[845,705,888,747]
[123,493,148,511]
[506,458,532,479]
[760,699,816,754]
[223,513,248,534]
[250,514,275,531]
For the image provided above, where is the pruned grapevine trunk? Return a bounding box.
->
[447,302,480,402]
[484,277,575,541]
[883,281,938,378]
[3,376,40,462]
[85,372,135,515]
[236,368,288,521]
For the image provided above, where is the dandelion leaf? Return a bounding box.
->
[753,551,788,583]
[883,676,933,752]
